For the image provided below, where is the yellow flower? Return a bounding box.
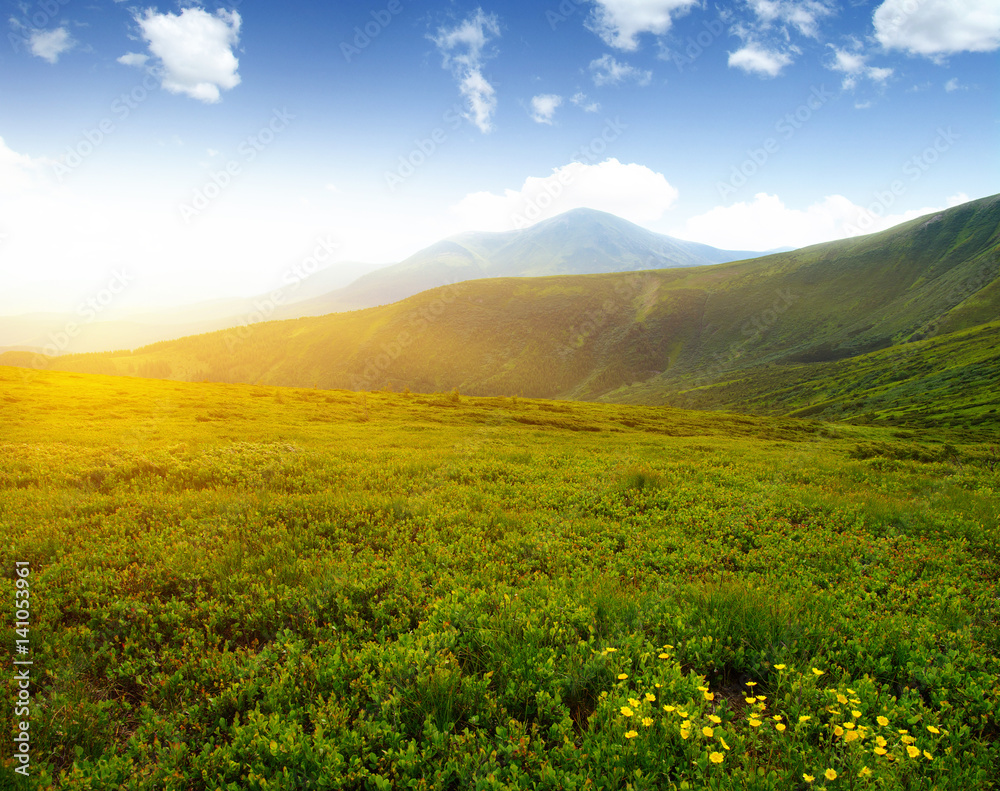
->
[843,722,856,730]
[906,745,920,758]
[776,723,786,732]
[709,751,724,764]
[642,717,654,728]
[654,684,662,689]
[923,751,933,760]
[745,697,757,705]
[746,681,757,687]
[704,691,715,701]
[852,710,862,719]
[837,694,848,705]
[812,668,825,676]
[927,726,940,734]
[844,730,860,743]
[876,716,889,727]
[874,747,887,756]
[708,714,722,724]
[756,695,767,702]
[678,710,690,719]
[859,766,872,778]
[680,727,691,740]
[749,719,762,728]
[876,736,887,747]
[901,735,915,745]
[702,726,714,738]
[658,653,670,659]
[774,664,786,670]
[720,737,730,750]
[625,730,638,739]
[698,686,709,692]
[606,647,618,653]
[847,688,857,695]
[663,705,676,712]
[628,698,641,707]
[799,715,812,723]
[834,726,845,737]
[618,673,628,680]
[803,774,815,783]
[620,706,634,717]
[663,644,674,650]
[644,693,656,703]
[773,715,783,721]
[825,769,837,781]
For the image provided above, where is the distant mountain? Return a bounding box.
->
[277,208,761,317]
[6,194,997,428]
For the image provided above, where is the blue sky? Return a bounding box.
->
[1,0,998,314]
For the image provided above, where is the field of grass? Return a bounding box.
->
[1,365,998,789]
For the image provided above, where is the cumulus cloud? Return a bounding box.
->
[530,94,563,125]
[728,44,793,77]
[676,192,969,251]
[431,9,502,133]
[590,54,653,86]
[451,158,679,231]
[121,7,242,103]
[743,0,833,38]
[586,0,699,51]
[29,27,74,63]
[571,92,601,112]
[828,45,893,90]
[874,0,1000,56]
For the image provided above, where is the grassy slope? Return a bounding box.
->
[2,195,997,424]
[0,366,998,789]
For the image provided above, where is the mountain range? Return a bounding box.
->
[3,194,997,428]
[0,210,759,355]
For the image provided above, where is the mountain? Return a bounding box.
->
[5,194,997,428]
[0,260,387,355]
[277,208,760,316]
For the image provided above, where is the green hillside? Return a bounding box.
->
[4,195,998,427]
[1,367,998,789]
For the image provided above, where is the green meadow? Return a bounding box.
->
[1,366,997,789]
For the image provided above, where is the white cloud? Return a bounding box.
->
[122,7,242,103]
[944,77,961,92]
[744,0,833,38]
[451,158,679,231]
[586,0,699,51]
[874,0,1000,56]
[431,9,502,134]
[828,45,893,90]
[728,44,793,77]
[571,92,601,112]
[29,27,74,63]
[675,192,969,251]
[590,53,653,86]
[530,94,563,125]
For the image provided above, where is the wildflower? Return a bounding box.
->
[617,673,628,680]
[678,710,690,719]
[680,727,691,740]
[859,766,872,778]
[825,768,838,781]
[704,691,715,701]
[642,717,653,728]
[901,735,915,745]
[663,705,676,713]
[852,710,862,719]
[843,722,856,730]
[844,730,860,743]
[774,664,786,670]
[749,719,762,728]
[834,726,845,737]
[620,706,634,717]
[606,647,618,653]
[799,715,812,723]
[625,730,638,739]
[756,695,767,701]
[923,751,933,760]
[776,723,786,732]
[837,694,848,705]
[874,747,887,756]
[628,698,641,707]
[709,751,724,764]
[698,686,709,692]
[658,653,670,660]
[746,681,757,687]
[927,726,940,734]
[876,736,887,747]
[847,688,857,695]
[702,726,714,738]
[773,715,783,721]
[803,774,815,783]
[906,745,920,758]
[644,693,656,703]
[719,737,730,750]
[812,668,824,676]
[654,684,662,689]
[708,714,722,724]
[745,697,757,705]
[876,716,889,727]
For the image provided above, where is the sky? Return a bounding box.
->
[0,0,998,315]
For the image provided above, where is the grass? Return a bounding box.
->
[0,365,997,789]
